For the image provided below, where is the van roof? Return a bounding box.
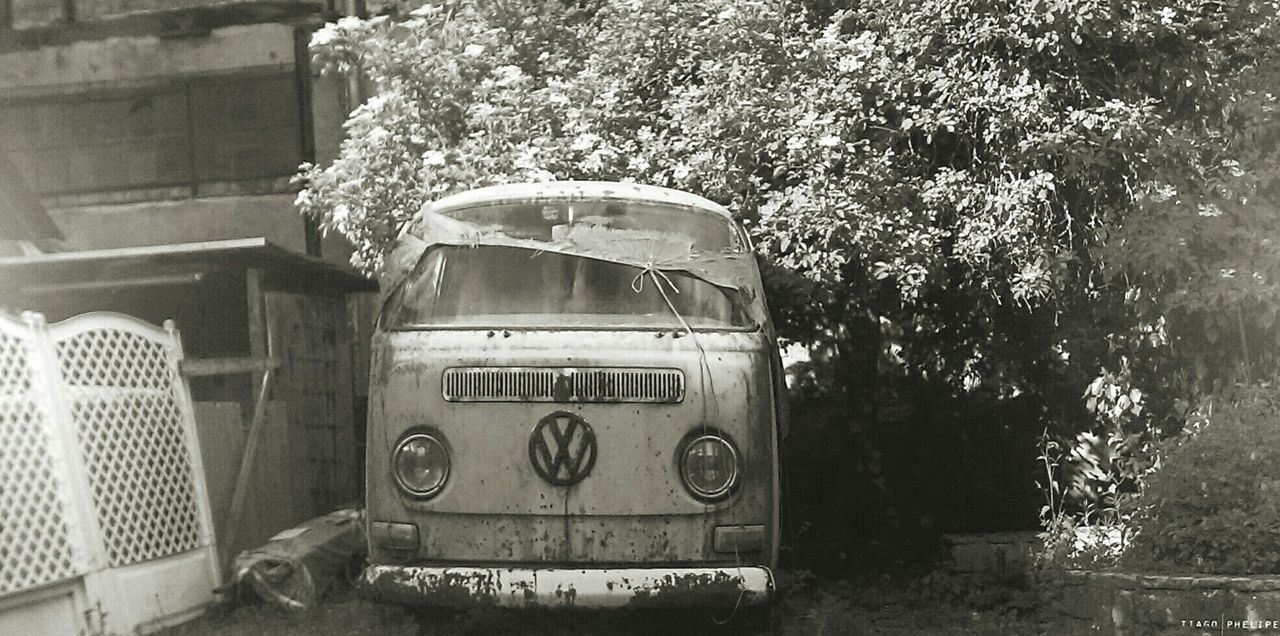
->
[426,181,733,219]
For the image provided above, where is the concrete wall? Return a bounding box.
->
[47,194,307,252]
[0,23,310,252]
[308,68,360,267]
[0,23,296,94]
[0,18,372,264]
[10,0,324,30]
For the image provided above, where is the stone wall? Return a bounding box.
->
[1038,570,1280,635]
[945,532,1039,580]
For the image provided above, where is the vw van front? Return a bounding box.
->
[361,181,783,611]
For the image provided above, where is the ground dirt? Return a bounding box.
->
[162,569,1054,635]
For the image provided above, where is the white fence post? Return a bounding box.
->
[163,319,219,555]
[19,311,107,577]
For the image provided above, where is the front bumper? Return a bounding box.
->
[359,564,774,609]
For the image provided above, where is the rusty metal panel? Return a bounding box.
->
[360,564,773,609]
[371,330,771,517]
[368,513,751,564]
[365,327,781,571]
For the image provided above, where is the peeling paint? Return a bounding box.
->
[628,571,753,609]
[360,565,772,610]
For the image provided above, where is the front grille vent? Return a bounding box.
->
[442,368,555,402]
[442,367,684,404]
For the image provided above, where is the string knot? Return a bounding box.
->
[630,261,681,296]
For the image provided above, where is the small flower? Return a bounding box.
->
[571,133,602,152]
[423,150,447,167]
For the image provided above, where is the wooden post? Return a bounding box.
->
[221,267,272,572]
[222,328,275,573]
[246,268,267,405]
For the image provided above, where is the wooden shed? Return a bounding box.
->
[0,237,377,563]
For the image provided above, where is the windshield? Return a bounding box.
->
[384,245,754,329]
[436,200,742,253]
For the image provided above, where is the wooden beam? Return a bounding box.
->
[222,366,273,573]
[21,272,205,294]
[181,356,281,378]
[246,268,267,394]
[222,297,277,573]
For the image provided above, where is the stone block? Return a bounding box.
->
[949,542,995,574]
[1132,589,1233,629]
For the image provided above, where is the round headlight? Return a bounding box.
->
[680,434,739,501]
[392,433,450,498]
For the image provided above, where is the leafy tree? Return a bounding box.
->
[297,0,1280,535]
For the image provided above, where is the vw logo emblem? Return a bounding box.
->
[529,411,597,486]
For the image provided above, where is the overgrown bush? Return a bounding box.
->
[1120,380,1280,575]
[299,0,1280,561]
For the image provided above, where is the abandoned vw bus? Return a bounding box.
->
[361,181,784,611]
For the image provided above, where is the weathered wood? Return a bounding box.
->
[246,268,267,395]
[180,356,281,377]
[267,291,361,516]
[240,402,291,560]
[21,272,206,295]
[191,401,244,561]
[332,298,357,505]
[222,367,272,571]
[347,293,376,399]
[222,303,276,571]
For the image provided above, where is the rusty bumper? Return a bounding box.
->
[359,564,773,609]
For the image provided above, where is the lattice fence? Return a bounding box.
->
[0,311,211,598]
[0,318,79,596]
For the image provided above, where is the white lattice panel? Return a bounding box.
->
[58,328,202,567]
[0,326,79,596]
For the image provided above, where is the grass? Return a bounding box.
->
[162,568,1051,635]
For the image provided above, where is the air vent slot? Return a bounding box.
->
[570,368,684,403]
[442,367,684,403]
[442,367,555,402]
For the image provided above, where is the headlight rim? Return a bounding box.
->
[678,430,741,502]
[391,429,451,499]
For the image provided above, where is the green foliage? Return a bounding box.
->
[1121,381,1280,574]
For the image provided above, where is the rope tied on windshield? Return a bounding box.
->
[629,260,721,478]
[630,261,699,343]
[630,261,680,297]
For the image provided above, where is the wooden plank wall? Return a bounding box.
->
[346,292,377,505]
[192,400,292,563]
[266,292,358,522]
